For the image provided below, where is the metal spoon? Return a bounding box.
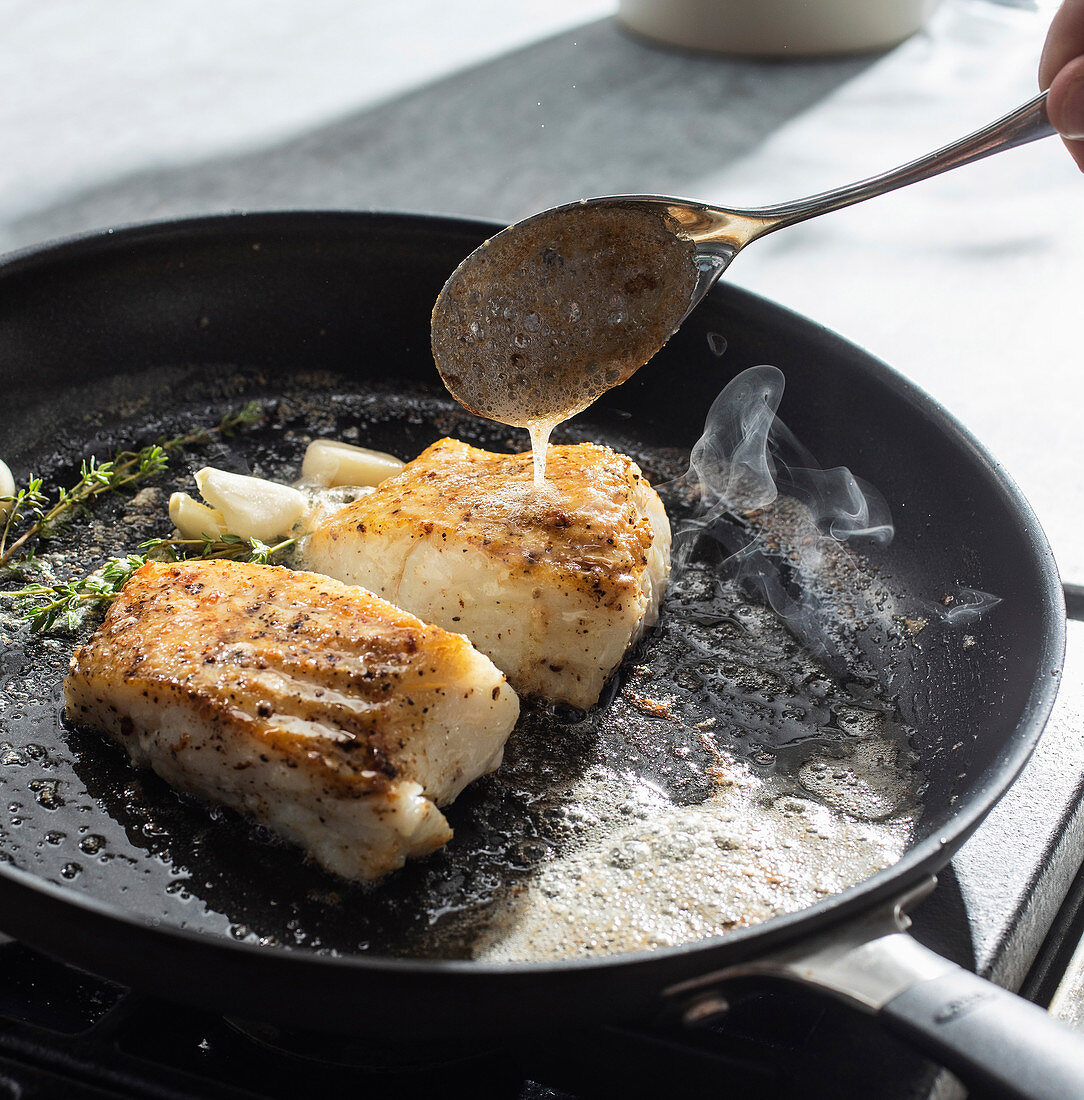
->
[431,91,1053,429]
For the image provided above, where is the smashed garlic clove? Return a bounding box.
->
[169,492,228,541]
[194,468,307,542]
[301,440,404,488]
[0,459,14,523]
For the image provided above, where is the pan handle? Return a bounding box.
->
[667,878,1084,1100]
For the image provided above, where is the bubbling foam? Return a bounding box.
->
[474,737,914,962]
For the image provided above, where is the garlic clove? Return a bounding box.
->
[0,459,14,523]
[301,440,404,488]
[169,492,229,541]
[194,468,307,542]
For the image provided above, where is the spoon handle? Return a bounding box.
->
[743,90,1054,234]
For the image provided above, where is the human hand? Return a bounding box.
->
[1040,0,1084,170]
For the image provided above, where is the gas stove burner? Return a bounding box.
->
[223,1015,500,1072]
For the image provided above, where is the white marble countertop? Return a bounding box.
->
[2,0,1080,582]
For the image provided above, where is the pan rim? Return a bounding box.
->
[0,209,1067,986]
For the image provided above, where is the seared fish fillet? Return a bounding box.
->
[301,438,671,709]
[64,560,519,881]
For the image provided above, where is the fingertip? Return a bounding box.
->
[1048,54,1084,140]
[1040,0,1084,89]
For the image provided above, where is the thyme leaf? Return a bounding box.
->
[0,477,48,563]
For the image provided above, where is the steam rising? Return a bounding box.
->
[669,365,1003,675]
[685,365,893,543]
[671,366,897,666]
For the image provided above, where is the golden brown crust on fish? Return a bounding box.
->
[313,439,653,608]
[302,439,671,709]
[64,560,519,880]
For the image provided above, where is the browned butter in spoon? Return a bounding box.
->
[432,93,1053,484]
[431,201,698,485]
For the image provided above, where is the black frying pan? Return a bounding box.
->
[0,212,1073,1097]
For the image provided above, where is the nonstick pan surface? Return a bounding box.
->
[0,212,1064,1040]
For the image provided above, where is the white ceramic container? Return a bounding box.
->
[618,0,939,56]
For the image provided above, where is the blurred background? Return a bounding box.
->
[2,0,1080,579]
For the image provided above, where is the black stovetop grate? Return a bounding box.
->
[0,937,949,1100]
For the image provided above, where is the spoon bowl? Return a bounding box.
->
[430,200,698,428]
[432,92,1053,429]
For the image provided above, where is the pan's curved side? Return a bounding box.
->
[0,211,1065,1041]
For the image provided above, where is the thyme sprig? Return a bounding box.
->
[4,555,148,633]
[140,533,297,566]
[0,477,49,565]
[5,535,297,633]
[0,402,262,571]
[0,401,270,632]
